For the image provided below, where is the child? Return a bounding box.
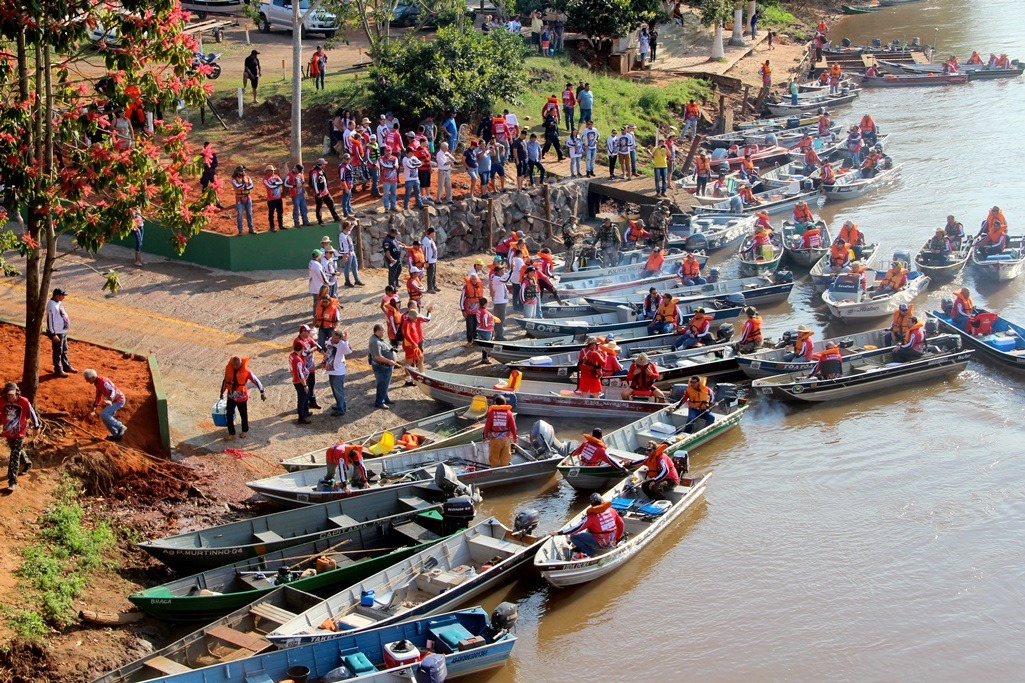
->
[768,30,775,51]
[406,268,427,310]
[541,26,551,57]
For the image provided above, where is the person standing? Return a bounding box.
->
[323,329,351,417]
[83,369,127,441]
[463,140,480,199]
[460,272,484,347]
[337,153,355,218]
[561,82,576,133]
[199,141,222,207]
[578,83,594,124]
[651,142,669,197]
[526,134,546,185]
[750,8,760,39]
[131,207,145,267]
[475,298,498,364]
[314,289,341,348]
[231,165,255,234]
[308,250,329,314]
[484,395,516,467]
[489,260,509,341]
[606,127,619,179]
[521,265,542,318]
[312,45,327,90]
[637,27,650,67]
[759,60,772,88]
[435,143,455,204]
[219,356,265,441]
[337,221,365,287]
[46,287,74,377]
[566,128,583,178]
[509,247,525,312]
[365,136,382,198]
[616,128,632,180]
[530,10,543,52]
[310,158,340,226]
[402,148,422,210]
[682,100,700,139]
[295,324,322,411]
[2,382,38,491]
[243,49,261,103]
[626,123,639,176]
[443,111,458,152]
[511,131,528,192]
[400,306,432,381]
[541,110,563,161]
[553,11,566,52]
[263,165,284,232]
[422,227,439,293]
[649,28,659,62]
[368,324,399,410]
[284,163,310,228]
[383,226,403,289]
[379,147,399,212]
[414,141,433,204]
[582,120,600,178]
[288,342,311,425]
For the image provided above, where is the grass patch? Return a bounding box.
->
[6,477,115,641]
[498,56,711,146]
[759,5,807,38]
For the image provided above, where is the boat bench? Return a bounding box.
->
[143,656,191,675]
[208,625,270,653]
[850,364,882,374]
[328,514,360,528]
[406,427,445,443]
[250,603,298,628]
[252,530,284,544]
[467,534,513,558]
[393,521,441,544]
[398,496,436,512]
[244,674,275,683]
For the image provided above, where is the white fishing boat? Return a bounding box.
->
[665,213,758,251]
[475,327,675,364]
[763,90,860,117]
[822,163,903,201]
[810,242,881,292]
[533,471,711,587]
[970,236,1025,282]
[583,273,793,311]
[556,270,681,298]
[694,184,820,216]
[736,327,895,379]
[555,251,691,282]
[781,219,831,268]
[821,269,930,321]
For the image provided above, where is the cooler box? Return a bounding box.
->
[985,335,1016,352]
[648,422,676,436]
[383,640,422,669]
[211,399,228,427]
[985,254,1014,261]
[528,355,553,366]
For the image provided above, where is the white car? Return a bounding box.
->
[257,0,338,38]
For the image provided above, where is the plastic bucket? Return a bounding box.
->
[286,666,310,683]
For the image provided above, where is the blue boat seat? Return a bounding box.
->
[340,649,376,676]
[244,674,274,683]
[429,622,475,653]
[611,497,635,511]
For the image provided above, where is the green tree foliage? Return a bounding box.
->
[367,26,529,121]
[567,0,665,42]
[0,0,213,399]
[699,0,735,26]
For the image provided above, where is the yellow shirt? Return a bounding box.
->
[652,147,669,169]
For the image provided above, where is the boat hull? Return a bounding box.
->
[822,274,930,321]
[477,329,675,364]
[861,74,968,87]
[971,243,1025,281]
[823,165,902,201]
[928,310,1025,371]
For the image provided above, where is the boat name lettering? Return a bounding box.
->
[148,599,172,604]
[163,548,240,557]
[568,468,580,477]
[761,388,773,395]
[296,493,309,502]
[450,648,490,663]
[749,361,761,370]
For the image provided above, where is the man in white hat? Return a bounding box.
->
[622,353,665,402]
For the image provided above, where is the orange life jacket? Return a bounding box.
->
[967,52,983,65]
[461,278,484,314]
[222,358,255,402]
[627,363,658,393]
[839,223,862,245]
[576,434,610,466]
[794,204,814,223]
[821,164,835,184]
[685,102,700,119]
[408,246,426,269]
[804,149,820,166]
[315,298,340,328]
[680,256,700,279]
[741,316,762,343]
[985,210,1007,242]
[880,267,907,290]
[953,292,975,316]
[685,383,711,409]
[407,274,426,301]
[739,186,757,203]
[695,156,711,175]
[645,251,665,272]
[801,228,822,249]
[891,307,914,340]
[688,313,711,335]
[829,243,852,267]
[642,446,680,484]
[859,115,876,133]
[830,64,842,79]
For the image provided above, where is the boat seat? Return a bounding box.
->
[249,602,298,627]
[244,674,275,683]
[406,427,445,442]
[468,533,512,555]
[397,496,435,512]
[207,625,270,653]
[327,514,359,528]
[339,649,377,676]
[252,530,284,545]
[851,364,881,374]
[429,622,475,654]
[142,656,191,675]
[392,521,441,544]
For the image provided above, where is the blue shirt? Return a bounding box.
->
[578,90,594,109]
[477,150,492,174]
[464,148,478,169]
[526,140,542,162]
[443,118,457,139]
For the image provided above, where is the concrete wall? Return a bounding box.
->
[117,180,589,272]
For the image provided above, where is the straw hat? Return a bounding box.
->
[797,324,812,334]
[635,353,650,365]
[603,339,620,352]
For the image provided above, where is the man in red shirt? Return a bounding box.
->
[294,325,322,410]
[3,382,39,491]
[561,82,576,132]
[326,442,370,491]
[554,492,625,557]
[83,369,127,441]
[484,395,517,467]
[288,342,312,424]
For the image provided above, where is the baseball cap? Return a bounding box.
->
[311,249,322,258]
[299,324,312,332]
[899,303,909,311]
[53,287,67,296]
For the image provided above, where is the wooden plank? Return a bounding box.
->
[208,625,270,652]
[250,602,298,625]
[406,427,444,442]
[143,656,191,675]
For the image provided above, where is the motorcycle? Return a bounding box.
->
[192,52,222,80]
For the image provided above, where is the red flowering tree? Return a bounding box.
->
[0,0,215,400]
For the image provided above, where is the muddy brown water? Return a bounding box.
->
[461,3,1025,681]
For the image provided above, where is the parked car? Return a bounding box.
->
[257,0,338,38]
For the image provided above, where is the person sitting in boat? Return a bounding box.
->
[622,353,666,402]
[975,206,1008,256]
[820,161,837,186]
[602,338,623,375]
[754,211,773,234]
[325,442,370,491]
[639,287,662,321]
[571,428,624,469]
[894,317,927,362]
[845,126,863,165]
[738,183,761,206]
[726,143,741,159]
[802,146,821,176]
[817,111,832,138]
[943,54,960,74]
[877,261,909,293]
[886,303,915,345]
[679,375,715,434]
[638,442,680,501]
[951,287,976,329]
[997,54,1011,69]
[807,341,843,380]
[641,246,666,277]
[797,133,815,153]
[859,114,878,145]
[944,215,965,250]
[923,229,952,265]
[576,338,606,399]
[554,491,625,558]
[864,64,881,78]
[738,154,759,183]
[967,51,983,65]
[784,325,815,362]
[624,219,651,249]
[860,151,880,179]
[679,252,706,286]
[800,223,823,250]
[987,53,999,68]
[838,221,866,258]
[744,225,774,262]
[648,292,681,335]
[828,238,853,271]
[817,71,829,86]
[828,63,843,95]
[711,173,730,198]
[736,307,763,354]
[672,308,713,351]
[793,200,815,228]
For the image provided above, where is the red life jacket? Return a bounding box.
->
[575,434,610,466]
[627,363,658,395]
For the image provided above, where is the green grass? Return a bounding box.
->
[497,56,711,146]
[6,478,115,641]
[759,5,806,37]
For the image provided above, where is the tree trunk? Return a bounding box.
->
[711,23,726,60]
[290,0,303,165]
[729,7,745,46]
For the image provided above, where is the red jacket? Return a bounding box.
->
[484,404,516,440]
[2,397,39,439]
[93,376,126,408]
[289,352,309,384]
[562,501,624,548]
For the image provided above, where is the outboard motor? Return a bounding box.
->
[685,233,709,253]
[729,195,743,213]
[707,268,721,284]
[530,420,574,457]
[776,330,797,348]
[925,318,940,337]
[725,293,746,308]
[716,322,735,343]
[441,494,477,535]
[892,249,911,268]
[775,270,794,285]
[484,602,520,641]
[941,297,954,315]
[494,391,518,411]
[714,383,741,408]
[842,37,853,48]
[672,450,690,476]
[911,37,920,47]
[928,334,961,354]
[512,509,539,537]
[434,463,464,496]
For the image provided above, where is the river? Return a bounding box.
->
[463,2,1025,681]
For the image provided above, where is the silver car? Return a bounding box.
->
[257,0,338,38]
